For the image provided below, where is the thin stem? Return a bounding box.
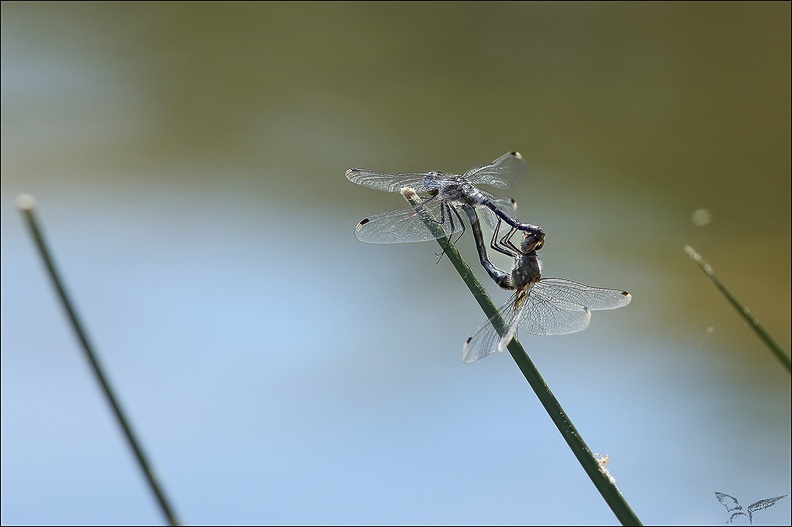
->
[402,189,642,526]
[684,245,790,373]
[17,194,180,526]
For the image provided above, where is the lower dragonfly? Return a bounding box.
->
[462,230,632,364]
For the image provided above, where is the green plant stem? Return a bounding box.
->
[684,245,790,373]
[17,194,180,526]
[403,190,642,526]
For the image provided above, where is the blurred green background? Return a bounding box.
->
[2,2,789,525]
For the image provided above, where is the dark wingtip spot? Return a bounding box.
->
[464,337,473,345]
[358,218,371,226]
[621,291,630,296]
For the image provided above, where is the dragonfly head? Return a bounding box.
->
[521,229,544,253]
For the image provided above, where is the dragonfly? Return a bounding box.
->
[395,185,544,287]
[345,151,544,260]
[461,230,632,364]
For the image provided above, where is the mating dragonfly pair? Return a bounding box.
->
[346,152,631,363]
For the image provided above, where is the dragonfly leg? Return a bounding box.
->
[434,203,466,264]
[491,219,520,257]
[500,223,523,256]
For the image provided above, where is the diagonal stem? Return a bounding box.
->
[684,245,790,373]
[17,194,180,526]
[402,188,642,526]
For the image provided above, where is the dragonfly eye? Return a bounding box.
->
[521,232,544,252]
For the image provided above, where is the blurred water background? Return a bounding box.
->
[2,2,789,525]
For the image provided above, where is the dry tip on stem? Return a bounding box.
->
[400,187,418,200]
[683,245,710,268]
[684,245,715,275]
[16,193,37,211]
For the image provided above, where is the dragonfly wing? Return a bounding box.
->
[462,294,519,363]
[346,168,448,193]
[489,195,518,214]
[516,278,631,336]
[497,291,533,351]
[534,278,632,310]
[477,206,499,231]
[463,277,631,359]
[518,289,593,336]
[354,198,465,243]
[475,193,518,230]
[463,151,526,189]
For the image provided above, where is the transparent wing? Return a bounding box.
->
[463,151,526,189]
[533,278,632,311]
[462,293,521,363]
[477,207,500,232]
[475,193,518,230]
[489,195,518,214]
[462,277,632,363]
[498,290,535,350]
[516,278,631,336]
[517,291,592,336]
[354,197,467,244]
[346,168,455,194]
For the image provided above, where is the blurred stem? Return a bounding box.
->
[403,189,642,526]
[17,194,180,527]
[684,245,790,373]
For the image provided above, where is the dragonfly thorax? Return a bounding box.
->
[511,253,542,289]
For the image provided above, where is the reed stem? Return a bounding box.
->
[17,194,180,526]
[684,245,790,373]
[402,189,642,526]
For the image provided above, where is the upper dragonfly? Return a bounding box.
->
[345,151,544,255]
[461,230,632,364]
